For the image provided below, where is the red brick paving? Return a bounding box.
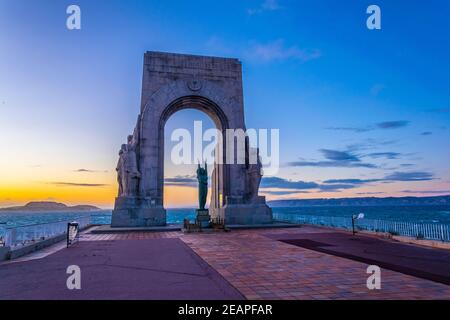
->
[80,226,450,300]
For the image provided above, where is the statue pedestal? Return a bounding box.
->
[195,209,211,228]
[210,196,273,225]
[111,196,166,227]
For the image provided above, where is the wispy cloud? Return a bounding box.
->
[246,39,321,63]
[365,152,401,160]
[261,177,319,190]
[383,171,434,181]
[425,108,449,114]
[318,184,357,191]
[287,160,377,169]
[377,121,410,129]
[48,182,108,187]
[261,170,435,196]
[323,178,380,185]
[327,120,410,133]
[323,171,434,186]
[261,177,360,193]
[320,149,359,161]
[204,36,321,65]
[247,0,281,15]
[346,139,397,152]
[261,190,310,196]
[401,190,450,195]
[325,126,372,133]
[164,175,197,187]
[288,149,377,169]
[73,168,107,173]
[356,192,386,195]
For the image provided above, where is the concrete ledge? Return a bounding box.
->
[92,222,302,234]
[227,222,302,230]
[9,234,67,260]
[391,235,450,250]
[91,224,182,234]
[5,225,92,261]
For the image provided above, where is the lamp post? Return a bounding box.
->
[352,213,365,235]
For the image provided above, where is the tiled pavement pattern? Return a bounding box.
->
[80,231,181,241]
[81,227,450,300]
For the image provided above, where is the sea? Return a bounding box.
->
[1,205,450,229]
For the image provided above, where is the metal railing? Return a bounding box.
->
[274,213,450,242]
[0,223,7,247]
[0,216,91,247]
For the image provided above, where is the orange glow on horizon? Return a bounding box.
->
[164,186,211,208]
[0,182,117,209]
[1,181,450,209]
[0,183,205,209]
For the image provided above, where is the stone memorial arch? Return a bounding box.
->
[111,51,272,227]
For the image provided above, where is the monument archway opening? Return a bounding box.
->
[162,107,220,210]
[111,51,272,227]
[159,96,230,215]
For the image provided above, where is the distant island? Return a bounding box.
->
[0,201,101,212]
[268,195,450,207]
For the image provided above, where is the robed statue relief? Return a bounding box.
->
[246,148,263,201]
[117,137,140,197]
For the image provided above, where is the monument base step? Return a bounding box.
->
[212,203,274,225]
[227,222,302,229]
[92,224,181,233]
[111,207,166,227]
[181,227,230,234]
[91,222,301,234]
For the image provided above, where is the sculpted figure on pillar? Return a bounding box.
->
[116,136,141,197]
[116,144,127,196]
[246,148,263,201]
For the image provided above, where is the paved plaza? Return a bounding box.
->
[1,226,449,300]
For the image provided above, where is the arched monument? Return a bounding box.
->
[111,51,272,227]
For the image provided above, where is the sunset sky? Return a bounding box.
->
[1,0,449,208]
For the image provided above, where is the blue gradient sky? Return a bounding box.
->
[1,0,449,207]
